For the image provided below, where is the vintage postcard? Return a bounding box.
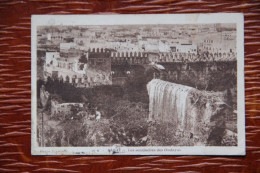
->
[31,14,245,155]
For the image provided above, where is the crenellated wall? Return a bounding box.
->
[87,47,109,53]
[111,51,148,65]
[148,52,236,63]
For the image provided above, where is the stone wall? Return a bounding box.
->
[51,100,84,118]
[157,61,237,91]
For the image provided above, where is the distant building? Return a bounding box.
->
[222,31,236,40]
[44,48,112,87]
[60,43,76,52]
[60,42,84,58]
[45,52,60,66]
[169,43,197,54]
[198,31,236,61]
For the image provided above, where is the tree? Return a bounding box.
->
[79,54,88,64]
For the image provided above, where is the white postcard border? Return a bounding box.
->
[31,13,245,155]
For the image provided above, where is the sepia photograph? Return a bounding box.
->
[31,14,245,155]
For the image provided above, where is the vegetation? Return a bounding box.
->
[37,61,237,147]
[79,54,88,64]
[38,75,149,146]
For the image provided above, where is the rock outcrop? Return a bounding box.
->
[40,85,50,108]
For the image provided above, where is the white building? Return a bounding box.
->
[60,42,76,53]
[45,52,60,66]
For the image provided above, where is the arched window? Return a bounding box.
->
[66,76,70,83]
[60,76,63,82]
[72,76,76,83]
